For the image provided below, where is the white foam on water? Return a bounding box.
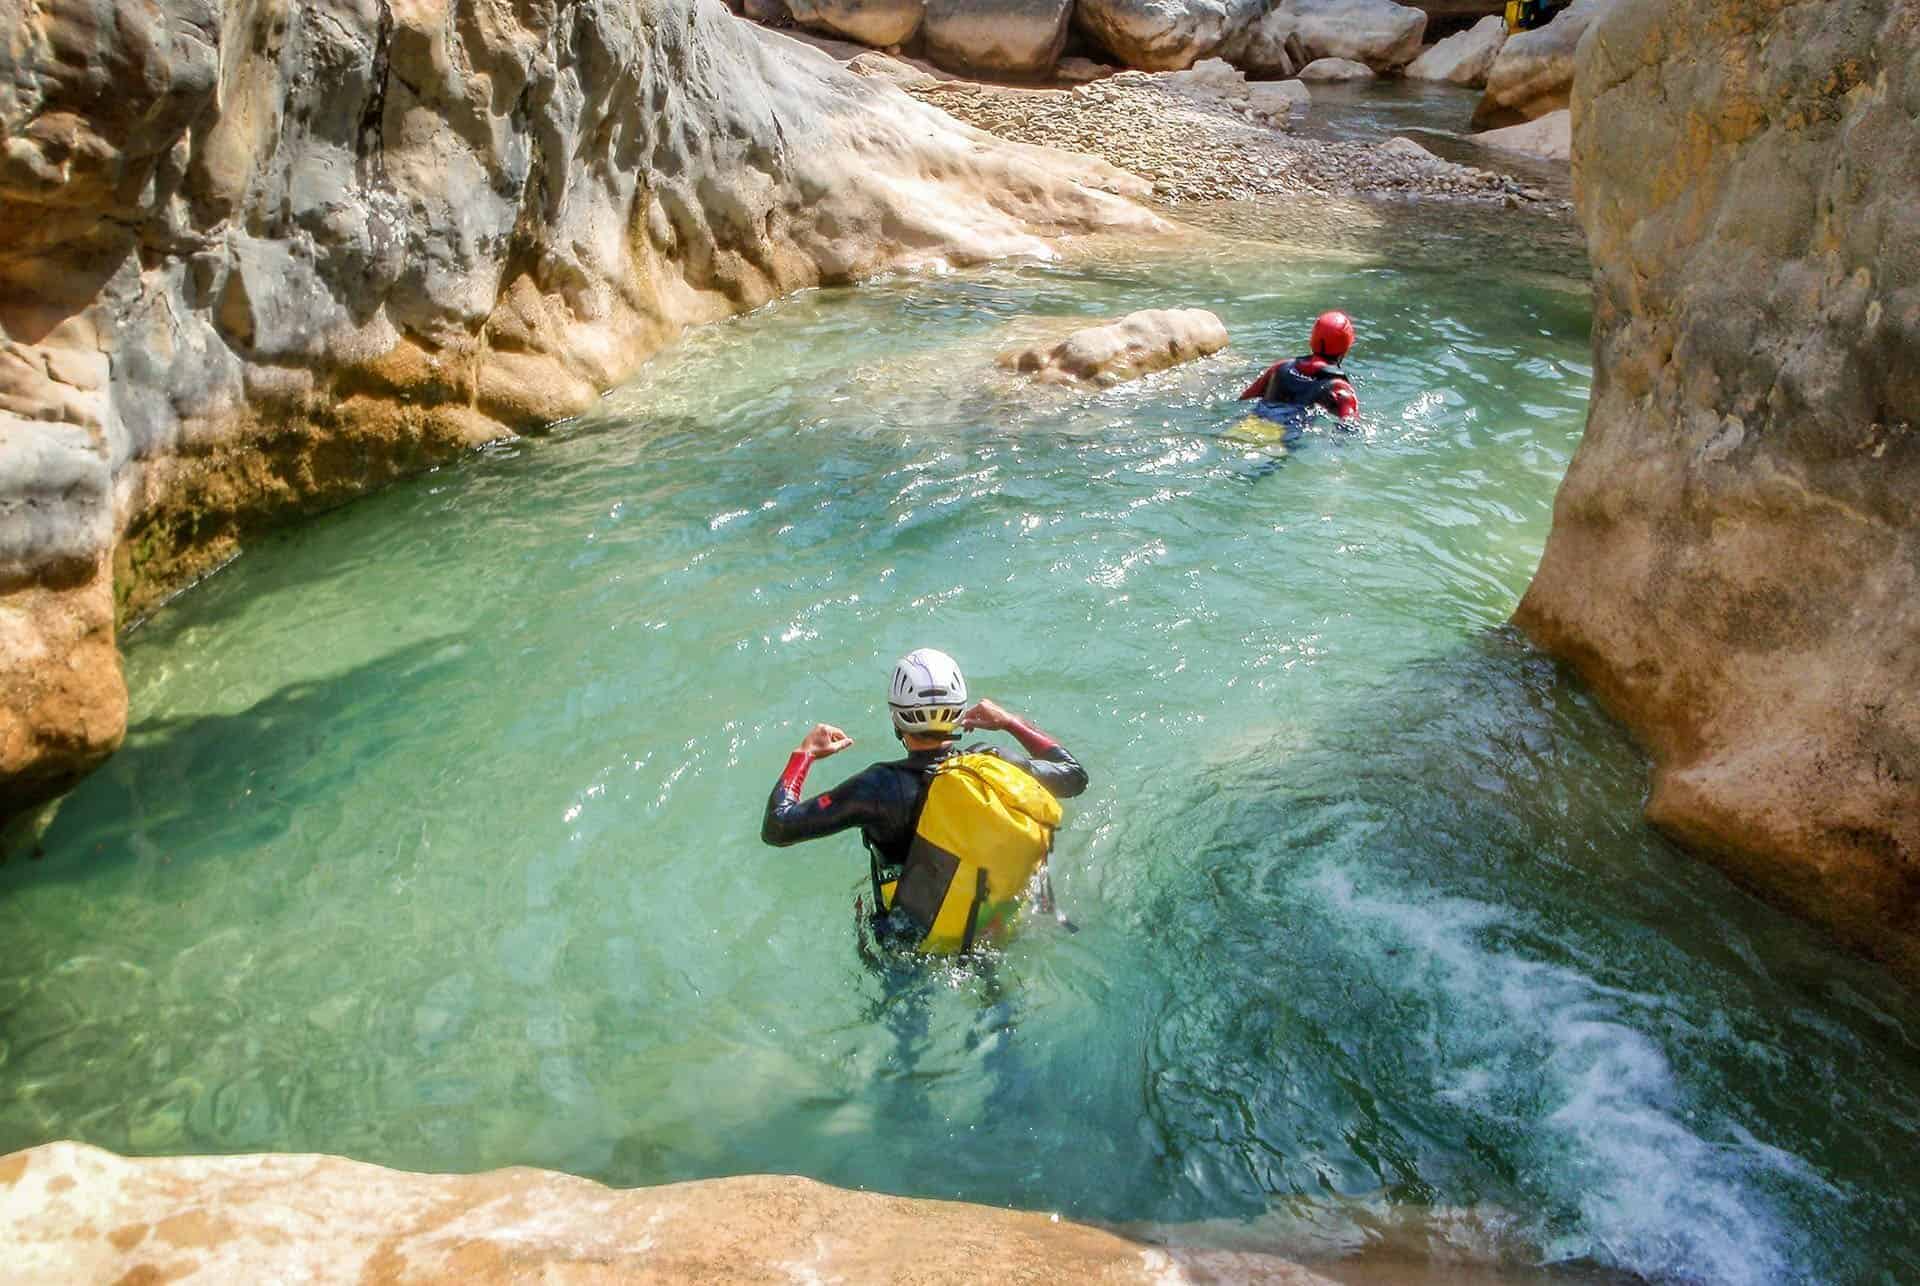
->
[1306,865,1811,1285]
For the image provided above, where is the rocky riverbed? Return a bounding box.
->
[899,67,1557,205]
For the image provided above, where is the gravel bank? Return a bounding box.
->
[902,74,1557,206]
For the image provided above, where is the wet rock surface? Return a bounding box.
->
[1515,0,1920,977]
[999,308,1231,384]
[0,0,1155,824]
[0,1142,1335,1284]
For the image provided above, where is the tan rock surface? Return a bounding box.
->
[0,0,1157,824]
[999,308,1231,385]
[1472,0,1614,127]
[1470,109,1569,162]
[0,1141,1334,1285]
[1405,14,1508,87]
[1514,0,1920,977]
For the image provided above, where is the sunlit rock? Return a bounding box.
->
[0,1142,1337,1283]
[1406,13,1507,87]
[923,0,1076,77]
[1472,0,1615,127]
[1471,109,1569,161]
[1515,0,1920,978]
[0,0,1158,823]
[1073,0,1267,73]
[998,308,1231,386]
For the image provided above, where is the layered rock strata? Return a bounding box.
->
[0,0,1155,824]
[1516,0,1920,975]
[0,1142,1333,1283]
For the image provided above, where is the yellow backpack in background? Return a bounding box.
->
[879,752,1062,954]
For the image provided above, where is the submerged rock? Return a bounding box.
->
[998,308,1231,386]
[0,0,1156,822]
[1473,0,1615,127]
[1405,13,1508,86]
[1471,109,1569,161]
[0,1142,1335,1283]
[1515,0,1920,978]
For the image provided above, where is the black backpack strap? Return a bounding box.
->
[958,867,990,954]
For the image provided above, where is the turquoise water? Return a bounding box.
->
[5,207,1919,1284]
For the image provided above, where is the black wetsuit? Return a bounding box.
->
[762,741,1088,868]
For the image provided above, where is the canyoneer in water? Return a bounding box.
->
[761,648,1088,956]
[1238,309,1361,431]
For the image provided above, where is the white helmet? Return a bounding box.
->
[889,648,967,738]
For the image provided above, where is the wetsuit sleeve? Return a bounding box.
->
[1239,361,1285,401]
[1325,379,1358,419]
[761,758,898,847]
[996,717,1089,799]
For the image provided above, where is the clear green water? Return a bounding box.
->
[5,209,1919,1285]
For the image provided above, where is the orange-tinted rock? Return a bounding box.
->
[0,1142,1334,1284]
[1515,0,1920,978]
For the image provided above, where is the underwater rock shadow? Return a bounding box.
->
[1,634,475,890]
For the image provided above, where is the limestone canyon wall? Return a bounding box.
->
[0,0,1154,822]
[1515,0,1919,973]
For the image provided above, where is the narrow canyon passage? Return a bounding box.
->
[4,209,1917,1285]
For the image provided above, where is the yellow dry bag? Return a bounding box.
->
[878,752,1062,954]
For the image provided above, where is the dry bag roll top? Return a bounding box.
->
[884,752,1062,954]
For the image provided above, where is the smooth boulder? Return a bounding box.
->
[0,1142,1334,1283]
[923,0,1075,77]
[1273,0,1426,71]
[785,0,924,47]
[1471,108,1569,161]
[1220,9,1310,77]
[1474,0,1615,126]
[1072,0,1266,72]
[1298,56,1375,80]
[1514,0,1920,977]
[1405,13,1507,86]
[999,309,1230,386]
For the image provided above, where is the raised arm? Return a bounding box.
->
[959,699,1089,798]
[761,724,887,847]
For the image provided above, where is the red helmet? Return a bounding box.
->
[1310,311,1355,361]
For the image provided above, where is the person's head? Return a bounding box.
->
[889,647,966,748]
[1309,310,1355,362]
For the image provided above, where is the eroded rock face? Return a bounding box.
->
[998,308,1230,385]
[1473,0,1615,126]
[0,0,1155,824]
[0,1142,1335,1283]
[1406,13,1507,86]
[1073,0,1266,73]
[923,0,1076,77]
[787,0,925,48]
[1515,0,1920,976]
